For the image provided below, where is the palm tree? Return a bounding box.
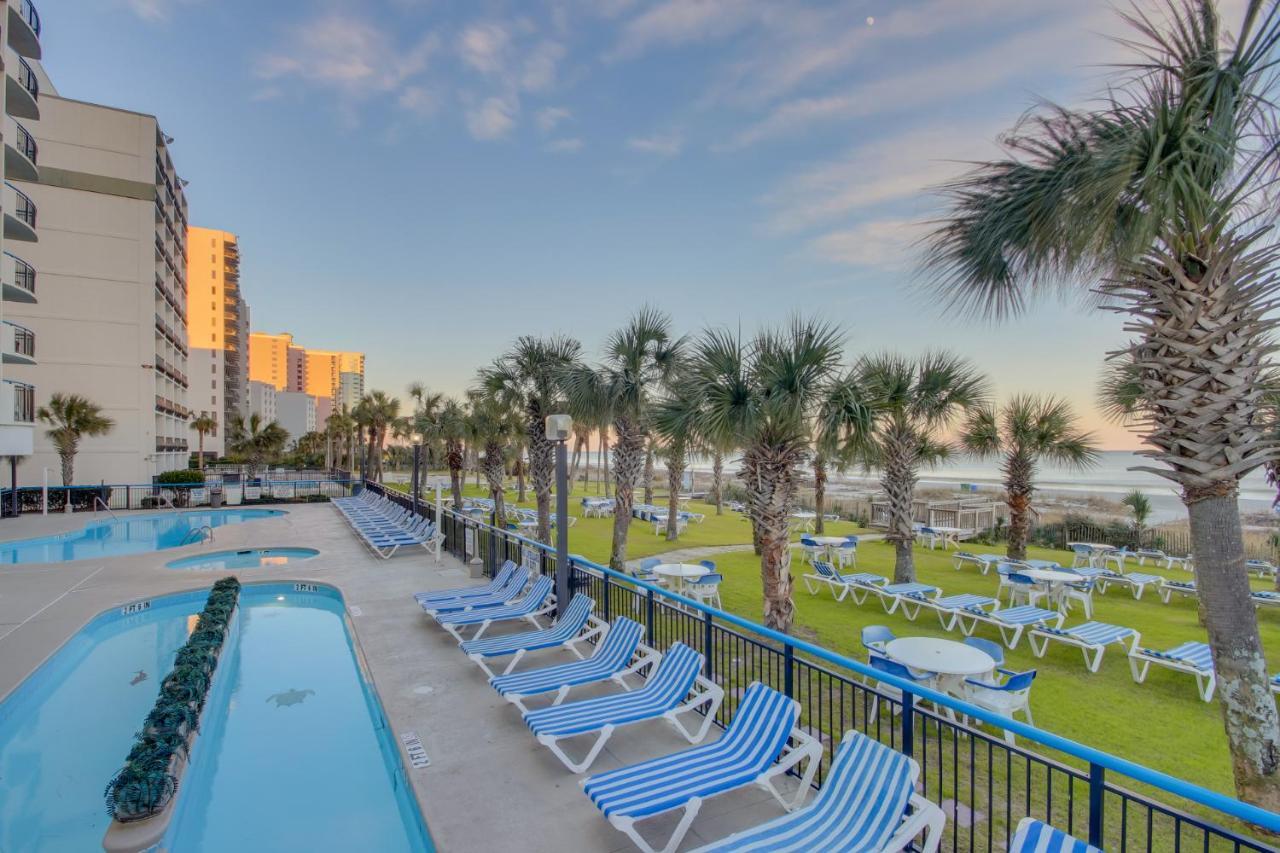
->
[651,378,703,541]
[562,309,682,570]
[189,413,218,472]
[706,432,735,515]
[922,0,1280,806]
[227,413,288,480]
[853,353,988,584]
[466,389,518,527]
[437,399,467,509]
[355,391,400,482]
[483,335,582,543]
[37,393,115,486]
[326,406,356,475]
[962,395,1099,561]
[1121,489,1153,543]
[692,319,870,632]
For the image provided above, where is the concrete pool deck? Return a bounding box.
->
[0,503,795,853]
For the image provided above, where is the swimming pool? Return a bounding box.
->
[0,583,433,851]
[165,547,319,570]
[0,509,286,564]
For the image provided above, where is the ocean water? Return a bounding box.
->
[571,450,1277,525]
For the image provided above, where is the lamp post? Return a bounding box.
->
[410,432,423,517]
[546,414,572,618]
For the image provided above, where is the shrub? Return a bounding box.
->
[156,469,205,485]
[105,577,240,821]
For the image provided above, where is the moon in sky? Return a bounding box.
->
[866,16,875,26]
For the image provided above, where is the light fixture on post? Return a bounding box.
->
[410,430,423,517]
[545,414,572,617]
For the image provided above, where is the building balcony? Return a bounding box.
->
[155,437,189,453]
[6,57,39,121]
[4,379,34,424]
[2,251,36,303]
[4,117,37,183]
[4,182,36,242]
[8,0,41,60]
[2,321,35,366]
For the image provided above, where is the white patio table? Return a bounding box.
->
[653,563,710,597]
[884,637,997,699]
[1019,568,1085,611]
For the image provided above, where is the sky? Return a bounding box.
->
[40,0,1247,450]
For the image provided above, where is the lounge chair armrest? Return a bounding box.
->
[756,726,823,811]
[881,794,947,853]
[618,646,662,681]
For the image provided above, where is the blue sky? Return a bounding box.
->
[43,0,1232,448]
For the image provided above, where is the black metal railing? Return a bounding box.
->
[8,322,34,358]
[0,478,358,514]
[15,57,38,101]
[6,251,34,297]
[7,379,33,422]
[18,0,40,37]
[13,121,36,165]
[7,182,35,229]
[362,480,1277,852]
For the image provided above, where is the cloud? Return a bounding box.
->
[765,121,1006,233]
[546,137,584,153]
[536,106,572,133]
[610,0,764,60]
[258,15,440,95]
[466,96,518,140]
[723,11,1121,150]
[124,0,194,21]
[397,85,440,119]
[521,40,566,93]
[627,132,683,156]
[807,219,928,268]
[458,22,512,75]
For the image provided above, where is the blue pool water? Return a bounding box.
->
[0,509,286,564]
[0,583,433,852]
[165,547,320,571]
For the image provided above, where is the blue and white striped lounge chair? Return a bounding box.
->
[1128,640,1215,701]
[1134,548,1166,566]
[861,582,939,616]
[414,560,519,607]
[459,594,603,677]
[1008,817,1101,853]
[911,593,1000,632]
[1027,621,1140,672]
[524,642,724,773]
[490,616,652,712]
[1158,580,1198,604]
[829,572,891,605]
[434,576,555,643]
[963,605,1064,648]
[582,682,821,853]
[417,566,530,615]
[1272,674,1280,695]
[1252,590,1280,608]
[800,562,881,602]
[1248,559,1278,578]
[1094,569,1163,600]
[1162,553,1194,571]
[689,730,946,853]
[952,552,1002,575]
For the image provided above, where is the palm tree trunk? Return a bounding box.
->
[881,426,919,584]
[751,447,796,632]
[447,442,464,509]
[60,449,73,487]
[712,450,724,515]
[1004,451,1033,561]
[198,433,206,472]
[484,441,508,528]
[642,441,655,505]
[526,412,554,544]
[516,454,527,502]
[665,448,684,541]
[601,432,611,497]
[609,419,644,570]
[1189,489,1280,811]
[813,454,827,535]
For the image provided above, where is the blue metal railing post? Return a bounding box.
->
[901,691,915,757]
[703,609,714,680]
[645,588,655,646]
[783,643,794,698]
[1088,762,1105,847]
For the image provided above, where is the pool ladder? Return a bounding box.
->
[182,526,214,546]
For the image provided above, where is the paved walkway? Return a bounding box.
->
[0,504,803,853]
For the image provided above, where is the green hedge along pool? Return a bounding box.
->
[165,547,320,570]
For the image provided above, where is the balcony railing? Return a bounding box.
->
[12,121,35,165]
[155,438,189,453]
[362,482,1280,853]
[7,182,36,229]
[8,380,33,423]
[16,57,37,102]
[5,321,35,361]
[4,251,35,301]
[19,0,39,37]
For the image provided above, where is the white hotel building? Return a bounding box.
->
[2,20,193,485]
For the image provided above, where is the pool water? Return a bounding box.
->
[0,583,433,852]
[165,547,320,570]
[0,509,286,564]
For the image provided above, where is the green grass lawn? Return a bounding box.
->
[389,475,1277,804]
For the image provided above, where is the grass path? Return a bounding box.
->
[388,476,1278,802]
